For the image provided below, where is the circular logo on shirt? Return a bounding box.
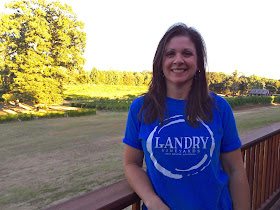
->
[146,115,215,179]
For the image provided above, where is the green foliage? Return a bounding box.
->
[0,109,96,123]
[224,96,273,108]
[207,71,279,96]
[70,98,135,111]
[2,93,16,102]
[274,96,280,103]
[0,0,86,104]
[88,68,152,86]
[75,69,91,84]
[13,73,64,104]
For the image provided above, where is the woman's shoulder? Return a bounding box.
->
[129,96,145,111]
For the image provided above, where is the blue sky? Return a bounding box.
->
[1,0,280,79]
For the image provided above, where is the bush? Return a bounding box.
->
[0,114,17,123]
[70,98,133,111]
[274,96,280,103]
[225,96,273,108]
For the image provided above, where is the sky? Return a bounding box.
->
[1,0,280,80]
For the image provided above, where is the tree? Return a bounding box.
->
[207,72,229,94]
[134,72,144,86]
[0,0,86,104]
[123,71,135,86]
[104,70,123,85]
[207,72,223,93]
[142,70,152,85]
[238,74,248,95]
[90,67,99,84]
[247,75,265,90]
[229,70,241,96]
[76,69,90,84]
[265,79,280,94]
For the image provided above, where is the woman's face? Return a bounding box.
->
[162,35,198,89]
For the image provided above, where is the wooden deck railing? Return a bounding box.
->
[46,124,280,210]
[241,124,280,210]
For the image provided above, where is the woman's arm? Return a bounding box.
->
[220,148,250,210]
[123,144,170,210]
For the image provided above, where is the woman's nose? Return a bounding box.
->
[173,54,184,64]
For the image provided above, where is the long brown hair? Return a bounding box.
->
[139,23,214,127]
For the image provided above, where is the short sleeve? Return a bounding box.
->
[123,98,143,150]
[217,97,242,153]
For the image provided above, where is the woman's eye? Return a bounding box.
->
[166,51,175,57]
[183,51,192,56]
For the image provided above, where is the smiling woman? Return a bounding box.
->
[123,23,251,210]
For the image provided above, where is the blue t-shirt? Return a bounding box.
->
[123,93,241,210]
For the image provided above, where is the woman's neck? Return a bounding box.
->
[166,82,192,100]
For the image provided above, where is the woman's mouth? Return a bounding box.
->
[172,69,186,73]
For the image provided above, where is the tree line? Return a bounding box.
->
[70,68,280,96]
[88,68,151,86]
[207,70,280,95]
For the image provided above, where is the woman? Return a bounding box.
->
[123,23,250,210]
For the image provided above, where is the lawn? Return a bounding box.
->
[234,105,280,134]
[0,112,128,209]
[0,105,280,209]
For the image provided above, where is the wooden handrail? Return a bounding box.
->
[45,179,140,210]
[46,124,280,210]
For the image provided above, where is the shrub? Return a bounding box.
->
[225,96,273,108]
[274,96,280,103]
[0,109,96,124]
[70,99,132,111]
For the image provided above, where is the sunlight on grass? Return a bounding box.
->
[64,84,148,100]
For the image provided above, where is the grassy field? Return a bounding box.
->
[64,84,148,100]
[234,105,280,134]
[0,112,128,209]
[0,105,280,209]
